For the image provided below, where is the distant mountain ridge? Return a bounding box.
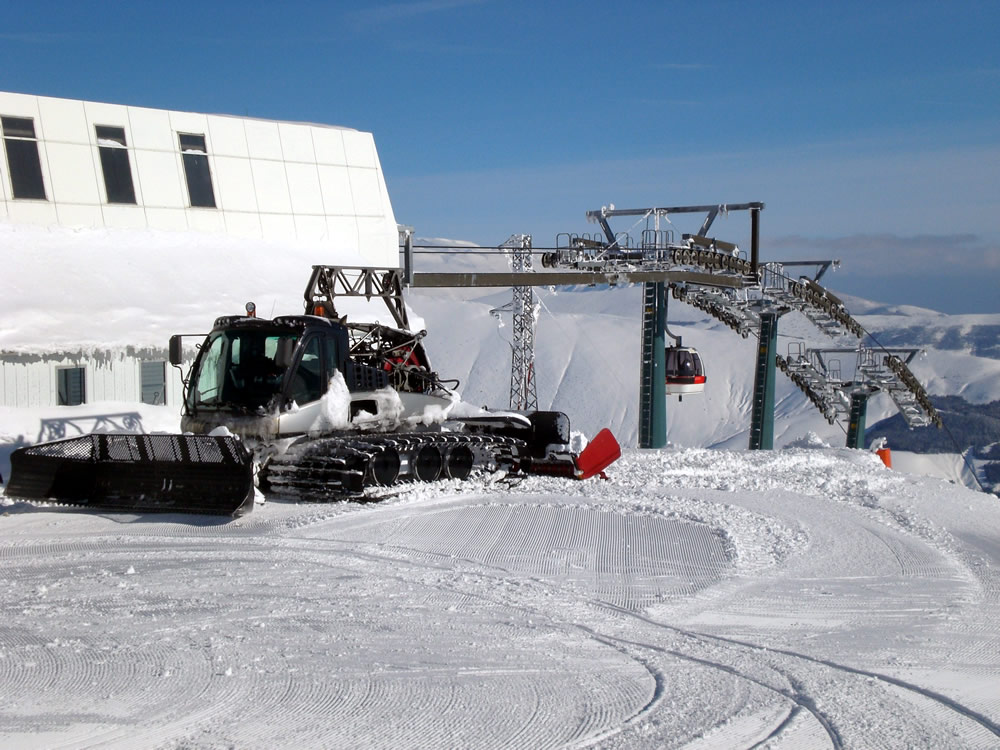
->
[871,325,1000,360]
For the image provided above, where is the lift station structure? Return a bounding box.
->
[401,202,940,450]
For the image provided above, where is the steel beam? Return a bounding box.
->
[410,270,743,289]
[586,202,765,220]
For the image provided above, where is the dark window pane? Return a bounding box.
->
[665,349,677,372]
[141,361,166,405]
[58,368,86,406]
[1,116,36,138]
[95,126,135,204]
[99,146,136,204]
[288,337,323,405]
[95,125,127,146]
[179,133,207,152]
[3,137,47,200]
[182,152,216,208]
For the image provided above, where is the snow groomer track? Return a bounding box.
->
[3,447,1000,748]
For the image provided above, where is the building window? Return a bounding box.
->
[179,133,216,208]
[141,361,166,405]
[2,116,47,200]
[57,367,86,406]
[96,125,136,204]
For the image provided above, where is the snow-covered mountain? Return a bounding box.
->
[406,244,1000,450]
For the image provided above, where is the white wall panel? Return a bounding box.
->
[278,123,316,163]
[144,207,189,231]
[244,120,283,161]
[133,150,185,208]
[55,204,103,227]
[214,156,258,212]
[222,211,263,238]
[326,216,360,249]
[0,92,41,120]
[126,106,175,152]
[186,209,226,234]
[7,201,58,225]
[258,213,296,241]
[169,111,211,141]
[375,169,397,223]
[312,128,347,165]
[27,361,42,407]
[45,142,102,204]
[356,217,398,267]
[317,165,354,215]
[83,101,132,142]
[342,130,377,168]
[101,204,148,230]
[347,167,383,216]
[293,215,330,242]
[207,115,249,158]
[0,156,9,202]
[36,97,88,143]
[250,159,292,213]
[285,162,324,215]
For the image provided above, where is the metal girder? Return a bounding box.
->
[410,269,743,289]
[778,345,939,430]
[585,202,765,220]
[503,235,538,411]
[774,260,840,283]
[303,266,409,330]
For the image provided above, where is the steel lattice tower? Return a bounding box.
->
[503,235,538,411]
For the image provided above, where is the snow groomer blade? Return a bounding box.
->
[6,433,254,517]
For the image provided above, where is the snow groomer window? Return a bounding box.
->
[2,116,47,200]
[57,367,86,406]
[96,125,136,204]
[288,336,324,405]
[178,133,216,208]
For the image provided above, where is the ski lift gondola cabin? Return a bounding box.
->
[665,346,705,396]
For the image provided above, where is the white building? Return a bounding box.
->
[0,90,401,414]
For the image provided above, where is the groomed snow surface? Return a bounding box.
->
[3,444,1000,749]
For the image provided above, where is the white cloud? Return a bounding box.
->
[770,233,1000,277]
[347,0,488,27]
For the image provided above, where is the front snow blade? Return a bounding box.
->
[574,429,622,479]
[6,434,254,516]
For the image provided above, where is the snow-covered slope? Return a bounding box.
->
[3,447,1000,748]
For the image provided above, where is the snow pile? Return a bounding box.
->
[308,371,352,433]
[783,431,832,449]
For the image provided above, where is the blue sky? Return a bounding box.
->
[3,0,998,313]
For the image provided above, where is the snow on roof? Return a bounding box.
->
[0,223,390,353]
